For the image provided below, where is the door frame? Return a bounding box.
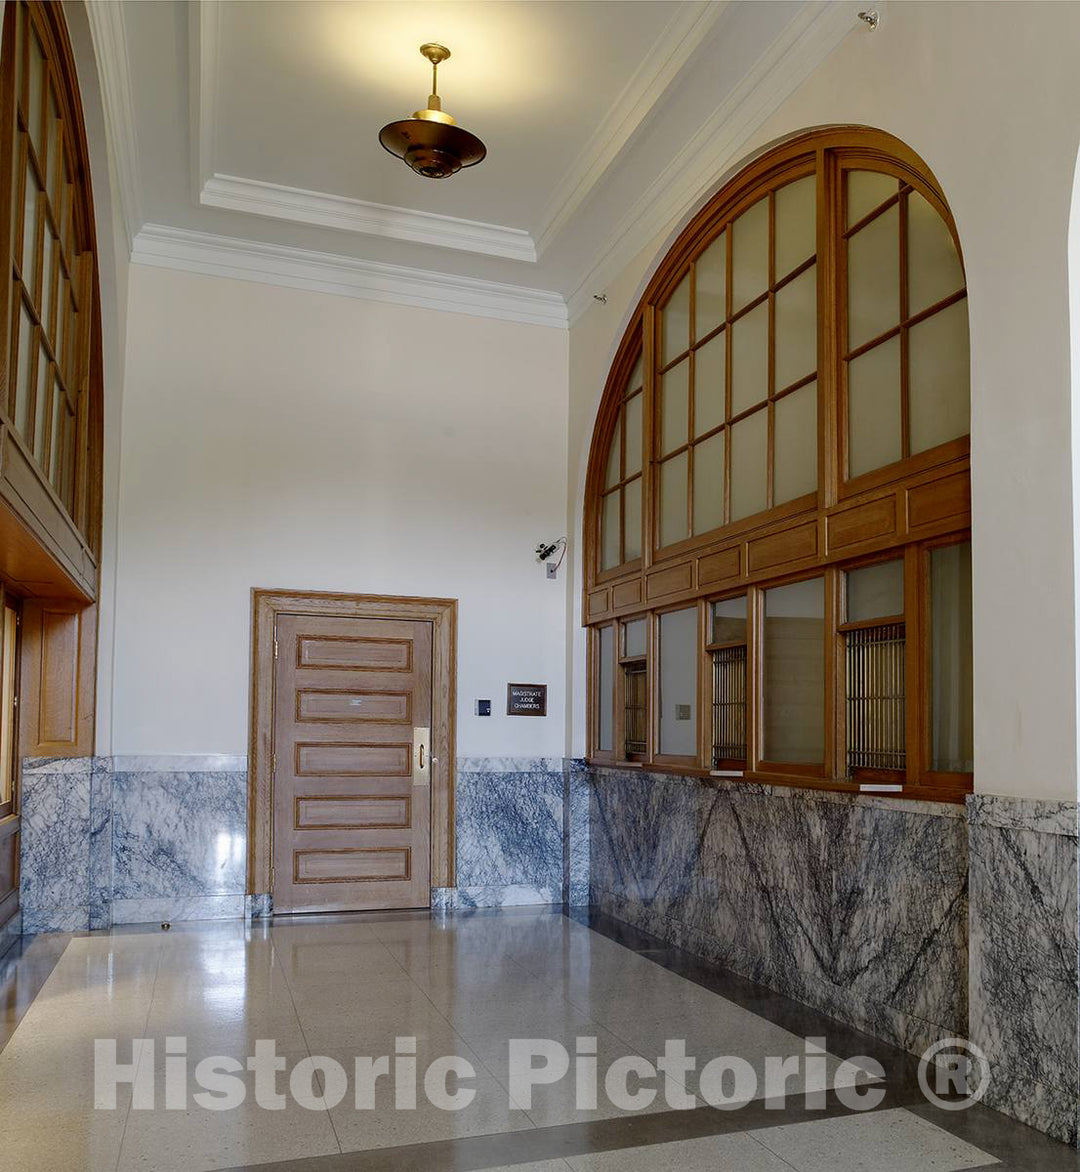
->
[248,588,457,898]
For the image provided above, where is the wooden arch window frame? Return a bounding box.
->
[0,0,105,563]
[583,127,973,802]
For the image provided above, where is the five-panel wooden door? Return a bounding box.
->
[271,613,432,912]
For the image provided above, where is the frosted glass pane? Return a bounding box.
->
[33,348,48,463]
[628,355,644,392]
[908,192,964,316]
[695,235,726,340]
[21,166,39,277]
[775,175,816,278]
[847,560,904,622]
[846,169,897,227]
[774,381,817,504]
[624,477,642,561]
[624,618,647,658]
[14,305,33,439]
[848,336,901,478]
[712,595,746,644]
[763,577,825,763]
[660,453,688,547]
[910,299,970,454]
[41,226,54,337]
[662,273,691,365]
[625,391,642,475]
[604,418,621,488]
[601,491,620,570]
[692,431,724,535]
[730,408,767,521]
[660,359,689,455]
[848,203,899,350]
[930,542,973,772]
[732,196,768,310]
[659,608,698,756]
[694,330,725,437]
[731,300,768,415]
[28,27,44,157]
[598,626,614,752]
[774,265,817,390]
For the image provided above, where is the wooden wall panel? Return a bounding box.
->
[19,600,96,757]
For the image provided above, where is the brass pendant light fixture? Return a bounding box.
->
[378,44,486,179]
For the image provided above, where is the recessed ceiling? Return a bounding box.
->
[105,0,856,322]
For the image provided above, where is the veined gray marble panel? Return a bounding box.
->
[455,769,563,889]
[112,770,247,899]
[245,893,272,919]
[22,906,89,934]
[0,910,21,959]
[112,895,246,925]
[89,757,114,930]
[566,760,590,907]
[22,757,94,777]
[590,768,968,1057]
[968,793,1079,1145]
[20,763,92,922]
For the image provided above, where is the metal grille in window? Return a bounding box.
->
[711,645,747,765]
[623,662,647,755]
[846,622,906,772]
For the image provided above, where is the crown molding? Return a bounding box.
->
[199,174,538,263]
[565,1,856,324]
[131,224,567,329]
[84,0,143,248]
[532,0,725,260]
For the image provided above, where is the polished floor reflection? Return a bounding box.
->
[0,909,1071,1171]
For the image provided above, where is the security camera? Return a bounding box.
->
[535,541,560,562]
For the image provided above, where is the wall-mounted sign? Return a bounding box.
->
[507,683,547,717]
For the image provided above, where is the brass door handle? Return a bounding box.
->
[413,727,431,786]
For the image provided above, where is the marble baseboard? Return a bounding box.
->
[968,793,1079,1145]
[110,754,248,774]
[0,911,22,959]
[456,756,566,774]
[23,906,89,934]
[432,885,563,910]
[590,767,969,1056]
[245,893,273,919]
[112,895,247,925]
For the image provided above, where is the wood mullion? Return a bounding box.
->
[724,224,733,526]
[618,402,626,565]
[642,305,657,568]
[766,189,776,510]
[746,585,763,770]
[903,544,922,786]
[842,189,902,239]
[825,565,843,780]
[899,189,910,459]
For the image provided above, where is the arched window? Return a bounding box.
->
[585,128,972,798]
[1,0,102,560]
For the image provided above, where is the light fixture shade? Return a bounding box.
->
[378,119,486,180]
[379,43,486,179]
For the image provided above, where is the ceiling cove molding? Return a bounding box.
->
[565,1,856,324]
[83,0,143,248]
[532,0,725,260]
[189,0,535,263]
[188,0,220,199]
[199,174,538,263]
[131,224,568,329]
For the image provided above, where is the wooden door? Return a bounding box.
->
[271,614,432,913]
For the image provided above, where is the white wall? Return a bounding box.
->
[566,1,1080,801]
[112,265,568,757]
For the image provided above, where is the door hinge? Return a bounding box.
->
[272,753,277,778]
[273,637,278,660]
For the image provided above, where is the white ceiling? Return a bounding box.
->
[98,0,860,323]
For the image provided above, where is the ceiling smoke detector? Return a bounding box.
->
[378,44,487,180]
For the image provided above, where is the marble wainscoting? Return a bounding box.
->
[110,756,248,925]
[590,767,969,1057]
[968,794,1080,1145]
[436,757,566,909]
[20,757,94,932]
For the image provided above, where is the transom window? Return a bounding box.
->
[585,128,972,801]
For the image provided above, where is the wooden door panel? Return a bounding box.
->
[296,688,412,723]
[294,741,411,777]
[296,634,413,671]
[272,613,432,913]
[295,795,411,830]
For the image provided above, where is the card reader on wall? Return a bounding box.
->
[475,699,491,716]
